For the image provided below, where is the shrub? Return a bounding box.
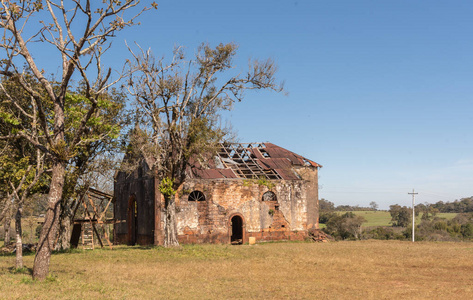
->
[323,212,366,240]
[362,227,401,240]
[461,223,473,238]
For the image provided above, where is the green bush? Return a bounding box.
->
[323,212,366,240]
[362,227,404,240]
[461,223,473,238]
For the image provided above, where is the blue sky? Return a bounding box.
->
[31,1,473,209]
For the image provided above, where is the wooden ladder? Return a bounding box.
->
[81,222,94,250]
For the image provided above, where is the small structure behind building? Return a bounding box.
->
[70,188,115,250]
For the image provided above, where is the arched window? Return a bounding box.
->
[188,190,205,202]
[262,191,277,202]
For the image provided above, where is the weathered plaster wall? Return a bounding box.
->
[294,166,319,229]
[173,168,318,244]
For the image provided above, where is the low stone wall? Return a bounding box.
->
[247,230,308,242]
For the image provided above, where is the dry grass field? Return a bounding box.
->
[1,240,473,299]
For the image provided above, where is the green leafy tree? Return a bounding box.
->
[418,203,438,221]
[0,0,154,280]
[0,73,51,268]
[319,198,335,212]
[431,197,473,213]
[126,43,284,247]
[389,205,413,227]
[55,87,126,250]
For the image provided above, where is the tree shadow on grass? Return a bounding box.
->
[7,266,33,275]
[0,251,36,257]
[116,245,155,251]
[50,245,156,255]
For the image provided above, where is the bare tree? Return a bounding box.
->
[126,43,284,247]
[0,0,154,280]
[370,201,378,211]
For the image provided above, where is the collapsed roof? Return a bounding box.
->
[190,142,320,181]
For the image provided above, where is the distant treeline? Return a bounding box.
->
[319,196,473,242]
[319,199,378,212]
[320,196,473,213]
[427,197,473,213]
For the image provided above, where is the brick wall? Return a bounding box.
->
[172,172,317,244]
[115,162,319,245]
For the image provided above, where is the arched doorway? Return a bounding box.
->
[127,195,138,245]
[230,215,244,245]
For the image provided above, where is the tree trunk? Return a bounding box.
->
[15,203,23,269]
[33,161,65,280]
[0,197,12,224]
[4,206,12,245]
[55,213,71,251]
[163,195,179,247]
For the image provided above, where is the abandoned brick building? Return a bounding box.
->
[114,143,321,245]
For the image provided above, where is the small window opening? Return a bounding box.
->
[262,191,277,202]
[188,190,205,202]
[281,225,285,228]
[275,205,279,211]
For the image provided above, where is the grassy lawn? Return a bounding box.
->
[1,241,473,299]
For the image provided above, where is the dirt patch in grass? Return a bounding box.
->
[1,241,472,299]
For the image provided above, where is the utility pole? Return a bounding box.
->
[408,189,418,242]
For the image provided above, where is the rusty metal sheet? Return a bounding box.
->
[274,169,300,180]
[258,158,292,170]
[250,148,264,160]
[190,142,320,180]
[207,169,226,178]
[218,169,238,178]
[264,143,320,167]
[191,168,237,179]
[201,169,223,179]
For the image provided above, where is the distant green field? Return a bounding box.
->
[350,211,392,226]
[436,213,458,220]
[320,211,458,227]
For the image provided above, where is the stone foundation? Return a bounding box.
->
[176,230,308,245]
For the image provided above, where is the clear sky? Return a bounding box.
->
[31,1,473,209]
